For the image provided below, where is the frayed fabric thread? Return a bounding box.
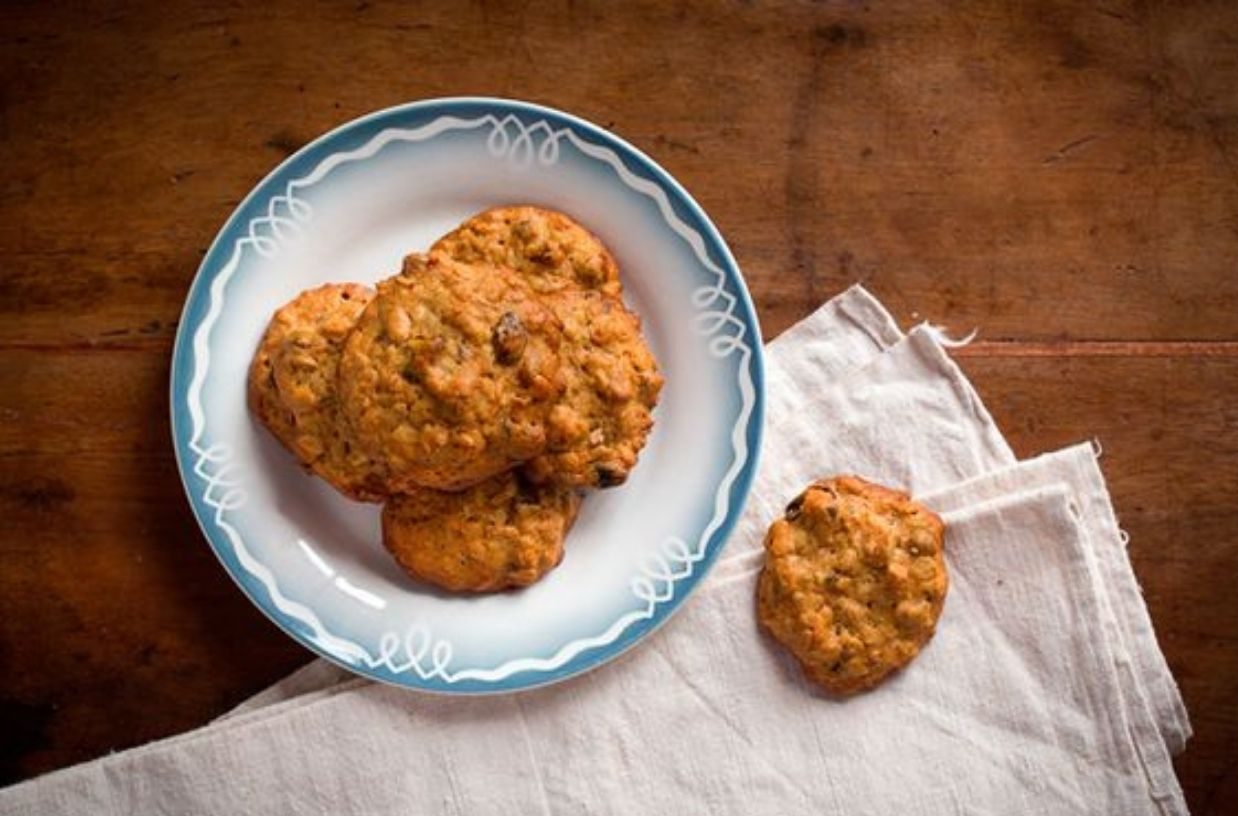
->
[921,322,978,348]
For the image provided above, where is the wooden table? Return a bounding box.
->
[2,1,1235,810]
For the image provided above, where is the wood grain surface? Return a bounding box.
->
[1,0,1235,811]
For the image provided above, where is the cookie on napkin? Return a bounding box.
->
[757,476,948,695]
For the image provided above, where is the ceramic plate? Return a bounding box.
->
[170,98,764,693]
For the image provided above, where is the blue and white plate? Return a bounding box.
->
[170,98,765,693]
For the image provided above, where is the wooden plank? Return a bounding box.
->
[0,450,308,778]
[0,349,308,780]
[1,0,1236,347]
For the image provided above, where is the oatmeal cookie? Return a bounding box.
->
[756,476,948,695]
[248,283,387,502]
[381,473,581,592]
[338,254,564,492]
[521,290,662,488]
[428,205,622,297]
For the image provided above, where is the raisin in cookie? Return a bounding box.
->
[248,283,388,502]
[382,473,581,592]
[338,254,564,492]
[757,476,948,696]
[521,289,663,488]
[429,205,622,297]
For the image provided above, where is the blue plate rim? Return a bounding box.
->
[169,96,766,694]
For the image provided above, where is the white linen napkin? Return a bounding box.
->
[225,446,1192,807]
[0,287,1187,815]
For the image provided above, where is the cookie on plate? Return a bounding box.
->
[429,205,622,297]
[521,289,663,488]
[248,283,387,502]
[381,473,581,592]
[757,476,947,696]
[338,254,564,492]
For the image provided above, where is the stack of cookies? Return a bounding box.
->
[248,207,663,592]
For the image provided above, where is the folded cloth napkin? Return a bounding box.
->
[0,287,1188,815]
[227,447,1192,797]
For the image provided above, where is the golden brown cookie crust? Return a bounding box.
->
[428,205,622,297]
[521,290,663,488]
[248,283,387,501]
[337,255,564,492]
[757,476,948,695]
[381,473,581,592]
